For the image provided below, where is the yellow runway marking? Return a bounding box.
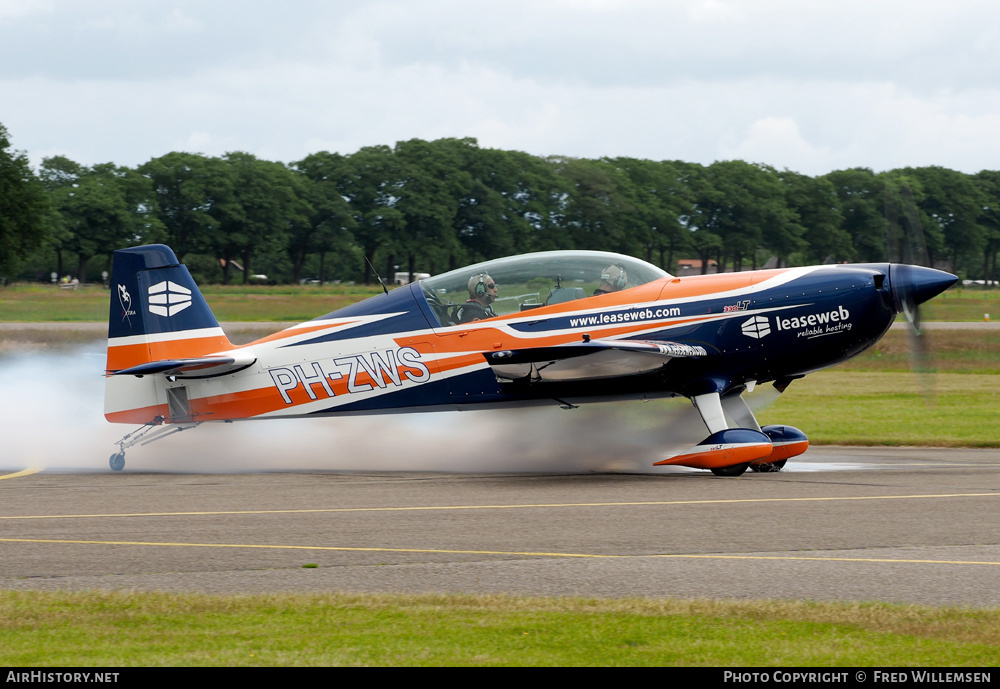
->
[0,538,601,559]
[0,467,42,481]
[2,491,999,521]
[2,537,999,567]
[653,554,1000,566]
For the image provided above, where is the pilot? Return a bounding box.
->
[456,272,498,323]
[593,264,627,296]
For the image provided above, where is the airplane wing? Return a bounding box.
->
[486,339,708,382]
[109,354,256,378]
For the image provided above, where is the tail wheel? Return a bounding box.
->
[710,462,750,477]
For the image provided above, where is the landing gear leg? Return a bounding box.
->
[108,417,200,472]
[654,391,772,475]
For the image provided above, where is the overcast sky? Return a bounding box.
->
[2,0,999,176]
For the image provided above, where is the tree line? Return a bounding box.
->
[2,123,999,286]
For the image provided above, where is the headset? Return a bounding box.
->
[468,273,495,300]
[601,265,627,291]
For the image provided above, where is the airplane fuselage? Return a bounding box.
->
[103,245,958,473]
[105,262,897,425]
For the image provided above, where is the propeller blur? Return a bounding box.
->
[104,245,955,475]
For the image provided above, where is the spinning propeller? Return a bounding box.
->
[744,179,956,452]
[883,181,957,392]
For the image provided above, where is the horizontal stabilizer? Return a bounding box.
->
[111,353,255,378]
[655,428,772,470]
[488,339,707,382]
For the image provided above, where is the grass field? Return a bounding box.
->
[921,288,1000,322]
[1,283,997,323]
[756,371,1000,447]
[2,591,998,666]
[0,283,387,322]
[840,329,1000,374]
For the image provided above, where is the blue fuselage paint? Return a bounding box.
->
[290,265,896,416]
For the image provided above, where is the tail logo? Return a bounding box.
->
[117,284,136,326]
[741,315,771,339]
[147,281,192,317]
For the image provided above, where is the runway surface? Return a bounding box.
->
[2,446,999,607]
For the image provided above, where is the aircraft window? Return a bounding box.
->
[420,250,670,326]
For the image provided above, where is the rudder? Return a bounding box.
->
[105,245,234,423]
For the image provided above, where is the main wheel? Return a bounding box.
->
[750,459,787,473]
[711,462,750,477]
[109,452,125,472]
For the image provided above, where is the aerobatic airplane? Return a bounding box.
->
[104,244,956,474]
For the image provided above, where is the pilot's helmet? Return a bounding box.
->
[468,273,496,301]
[599,265,627,292]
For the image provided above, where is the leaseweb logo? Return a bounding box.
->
[742,306,853,339]
[776,305,850,331]
[147,281,192,317]
[741,315,770,338]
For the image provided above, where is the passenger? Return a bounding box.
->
[593,264,627,296]
[456,272,498,323]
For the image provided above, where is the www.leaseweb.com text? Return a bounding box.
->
[568,306,682,328]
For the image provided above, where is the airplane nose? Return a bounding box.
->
[890,264,957,309]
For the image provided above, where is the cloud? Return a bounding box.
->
[2,1,1000,175]
[720,116,826,171]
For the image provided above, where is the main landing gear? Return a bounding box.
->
[654,383,809,477]
[108,417,200,472]
[711,462,751,477]
[750,458,787,473]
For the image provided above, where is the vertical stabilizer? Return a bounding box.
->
[105,245,233,423]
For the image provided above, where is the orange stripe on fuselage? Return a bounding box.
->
[660,268,797,299]
[189,385,288,421]
[104,402,169,425]
[106,334,233,372]
[188,344,464,420]
[423,270,778,355]
[658,271,758,302]
[235,320,360,347]
[426,314,719,359]
[105,321,357,372]
[428,352,487,374]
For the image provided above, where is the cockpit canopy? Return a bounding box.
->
[420,250,671,327]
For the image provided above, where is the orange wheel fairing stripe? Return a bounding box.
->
[654,443,773,469]
[753,440,810,465]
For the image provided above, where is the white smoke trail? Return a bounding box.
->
[0,347,711,474]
